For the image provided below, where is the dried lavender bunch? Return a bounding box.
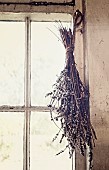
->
[46,10,97,169]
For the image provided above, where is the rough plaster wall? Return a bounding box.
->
[1,0,71,2]
[86,0,109,169]
[0,0,74,13]
[0,0,74,21]
[74,1,86,170]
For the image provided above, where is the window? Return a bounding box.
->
[0,15,72,170]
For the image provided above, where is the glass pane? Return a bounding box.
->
[31,22,71,106]
[30,112,72,170]
[0,112,23,170]
[0,22,25,105]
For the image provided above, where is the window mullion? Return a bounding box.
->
[23,17,31,170]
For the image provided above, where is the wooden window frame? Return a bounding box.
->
[0,14,74,170]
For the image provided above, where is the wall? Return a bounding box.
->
[0,0,74,14]
[85,0,109,170]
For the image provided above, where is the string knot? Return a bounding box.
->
[66,46,74,54]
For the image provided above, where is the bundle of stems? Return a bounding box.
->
[46,10,97,169]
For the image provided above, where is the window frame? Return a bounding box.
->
[0,14,74,170]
